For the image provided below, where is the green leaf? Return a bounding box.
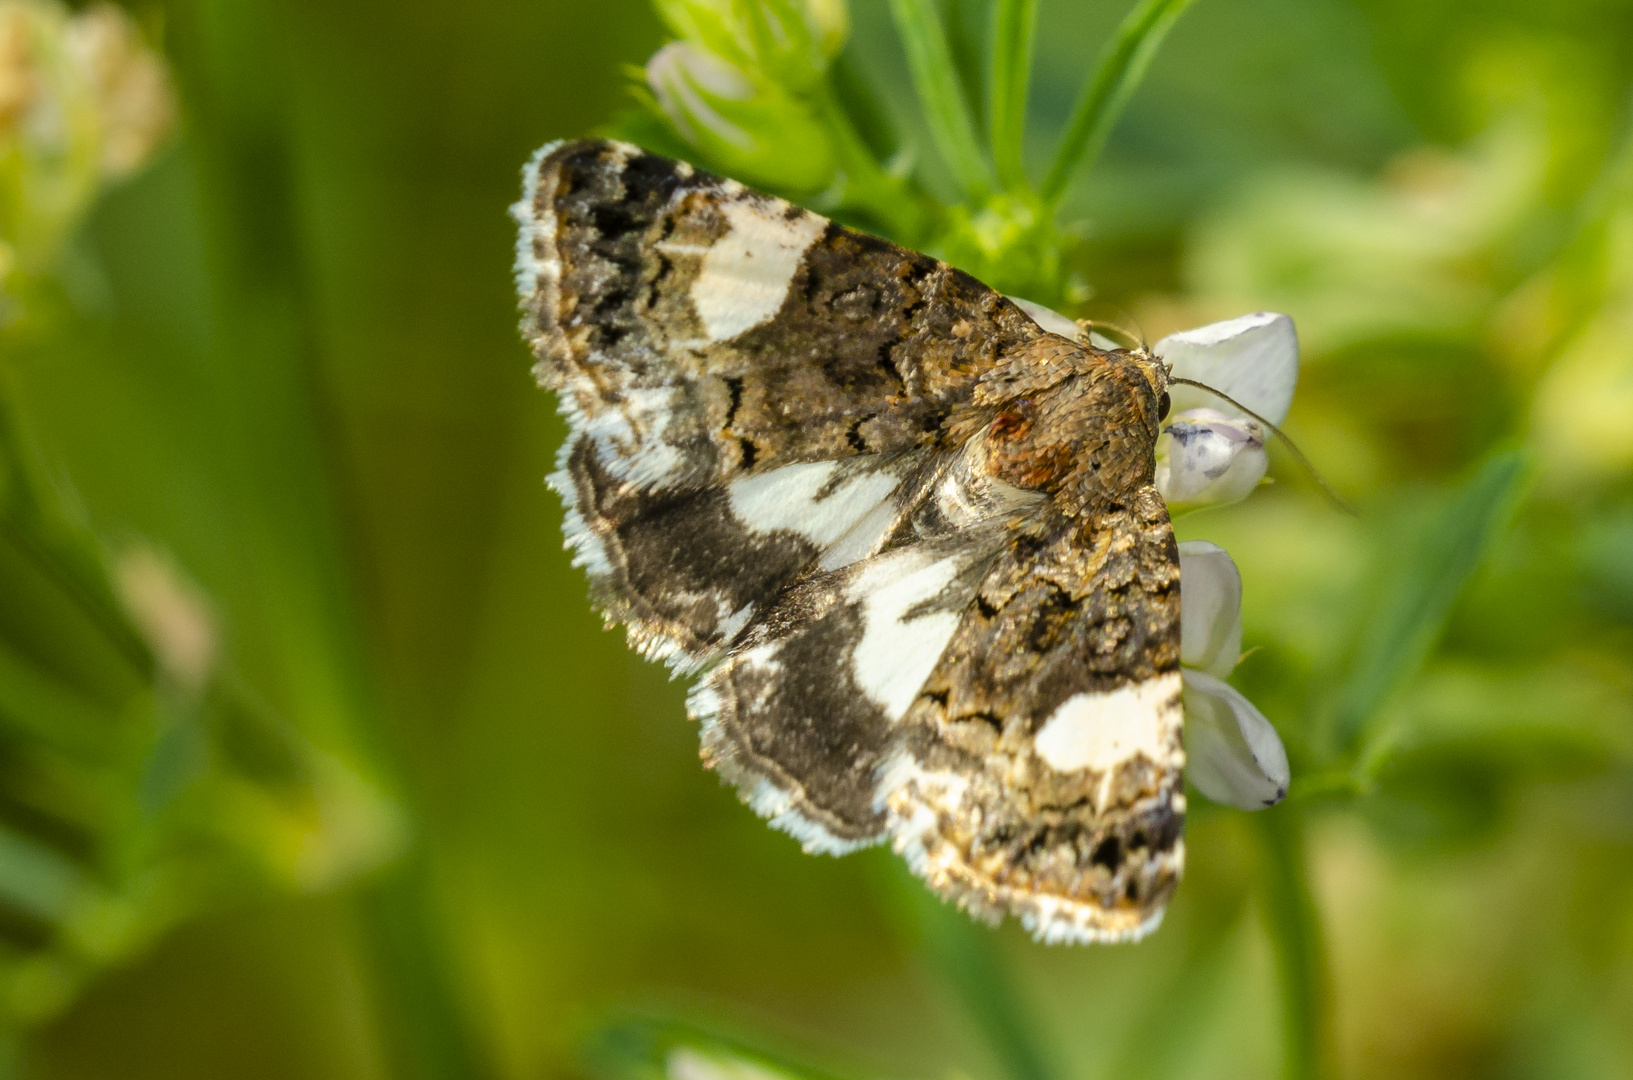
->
[886,0,994,201]
[0,396,150,676]
[1351,658,1628,848]
[917,905,1057,1080]
[1360,754,1508,853]
[988,0,1038,195]
[1331,449,1531,756]
[1039,0,1197,207]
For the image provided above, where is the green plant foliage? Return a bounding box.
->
[0,0,1626,1079]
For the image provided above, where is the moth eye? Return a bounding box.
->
[1158,391,1171,421]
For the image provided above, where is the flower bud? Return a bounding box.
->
[802,0,849,60]
[1155,408,1268,511]
[654,0,844,92]
[648,42,755,149]
[1178,540,1242,679]
[115,546,217,692]
[1182,669,1289,810]
[646,42,836,194]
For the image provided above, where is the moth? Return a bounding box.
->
[513,139,1185,944]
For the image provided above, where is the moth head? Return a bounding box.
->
[1069,317,1170,423]
[1114,349,1171,431]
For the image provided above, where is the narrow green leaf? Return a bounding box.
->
[1039,0,1196,207]
[0,637,121,759]
[828,51,899,165]
[886,0,994,201]
[0,396,150,672]
[356,858,495,1080]
[1332,449,1532,755]
[811,86,937,243]
[1107,903,1248,1080]
[988,0,1038,194]
[0,822,89,924]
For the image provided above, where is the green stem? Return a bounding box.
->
[908,885,1057,1080]
[169,4,489,1077]
[886,0,994,202]
[1257,809,1334,1080]
[813,86,935,243]
[1039,0,1196,207]
[0,393,151,671]
[355,856,491,1080]
[988,0,1038,195]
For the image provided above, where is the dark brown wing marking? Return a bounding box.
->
[512,139,1047,668]
[690,530,1009,852]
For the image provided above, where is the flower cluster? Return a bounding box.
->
[1031,305,1298,810]
[1155,313,1298,808]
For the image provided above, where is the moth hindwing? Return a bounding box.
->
[513,138,1184,943]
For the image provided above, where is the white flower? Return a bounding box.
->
[1009,296,1082,341]
[1155,408,1268,509]
[1178,541,1289,809]
[1153,312,1299,513]
[1154,311,1299,426]
[1177,539,1242,679]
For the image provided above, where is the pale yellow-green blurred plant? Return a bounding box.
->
[0,0,404,1047]
[0,0,173,318]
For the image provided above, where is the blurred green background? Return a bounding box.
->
[1,0,1632,1078]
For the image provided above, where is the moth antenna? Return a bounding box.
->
[1075,312,1148,352]
[1167,376,1357,516]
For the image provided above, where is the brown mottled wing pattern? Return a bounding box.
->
[514,138,1188,942]
[885,488,1184,943]
[512,139,1043,669]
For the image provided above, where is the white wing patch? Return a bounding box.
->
[817,496,901,572]
[692,198,827,341]
[728,460,905,555]
[1033,672,1185,777]
[847,550,964,722]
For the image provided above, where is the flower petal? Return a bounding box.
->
[1178,540,1242,679]
[1181,669,1289,810]
[1154,312,1299,425]
[1008,297,1083,342]
[1155,408,1268,511]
